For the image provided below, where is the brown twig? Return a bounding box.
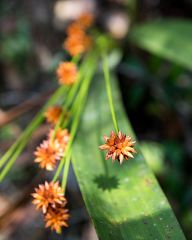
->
[0,90,54,127]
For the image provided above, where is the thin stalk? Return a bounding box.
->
[63,54,91,109]
[52,57,88,139]
[102,54,119,133]
[51,107,66,141]
[0,86,67,179]
[72,55,80,64]
[53,54,97,181]
[60,61,89,127]
[0,141,18,169]
[0,138,26,181]
[60,76,80,107]
[61,149,71,191]
[53,97,84,182]
[52,78,89,181]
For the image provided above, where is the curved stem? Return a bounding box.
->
[53,53,97,182]
[0,86,67,181]
[61,149,71,191]
[102,54,119,133]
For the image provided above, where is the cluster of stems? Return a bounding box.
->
[0,11,136,233]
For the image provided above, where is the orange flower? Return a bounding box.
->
[34,139,63,171]
[66,22,84,36]
[45,207,69,233]
[78,13,94,29]
[32,181,66,214]
[44,106,62,125]
[56,62,78,85]
[48,128,70,150]
[64,33,92,57]
[99,131,136,164]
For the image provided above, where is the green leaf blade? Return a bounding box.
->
[72,76,186,240]
[129,19,192,70]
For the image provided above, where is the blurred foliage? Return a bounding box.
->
[140,141,165,175]
[0,124,17,140]
[0,19,32,69]
[129,19,192,70]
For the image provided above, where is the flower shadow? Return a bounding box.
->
[93,174,119,191]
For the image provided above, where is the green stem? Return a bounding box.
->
[102,54,119,133]
[60,69,83,111]
[64,54,91,109]
[61,149,71,191]
[53,105,81,182]
[53,53,97,181]
[0,141,18,169]
[72,54,80,64]
[52,80,89,181]
[51,106,66,141]
[53,53,95,133]
[0,86,67,180]
[52,57,89,139]
[0,138,26,181]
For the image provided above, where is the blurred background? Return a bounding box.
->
[0,0,192,239]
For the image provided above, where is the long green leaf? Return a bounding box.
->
[129,19,192,70]
[72,75,186,239]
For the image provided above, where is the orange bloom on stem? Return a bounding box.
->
[32,181,66,214]
[45,207,69,234]
[56,62,78,85]
[66,22,85,36]
[48,128,70,150]
[44,106,62,125]
[78,13,94,28]
[34,139,63,171]
[99,131,136,164]
[64,33,92,57]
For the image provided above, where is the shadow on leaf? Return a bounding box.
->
[94,174,119,191]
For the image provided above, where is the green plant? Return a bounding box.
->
[1,11,191,239]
